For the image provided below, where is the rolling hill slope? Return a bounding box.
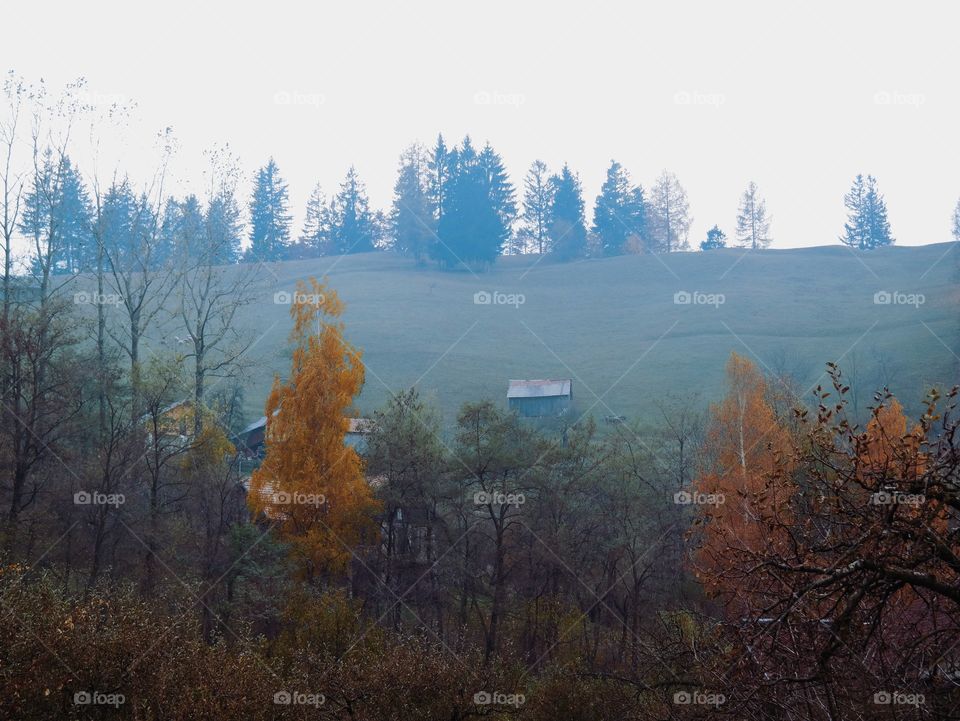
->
[143,242,959,429]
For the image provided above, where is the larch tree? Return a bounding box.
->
[734,181,772,249]
[690,352,795,611]
[202,145,244,264]
[297,182,330,257]
[952,197,960,241]
[517,159,552,255]
[713,374,959,712]
[841,174,894,249]
[389,143,435,263]
[248,277,380,581]
[648,170,691,252]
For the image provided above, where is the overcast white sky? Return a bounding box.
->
[4,0,959,249]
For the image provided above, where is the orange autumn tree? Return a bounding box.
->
[851,395,938,631]
[858,396,926,483]
[690,352,796,611]
[713,377,960,707]
[248,278,380,580]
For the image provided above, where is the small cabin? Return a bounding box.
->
[507,379,573,418]
[139,398,197,446]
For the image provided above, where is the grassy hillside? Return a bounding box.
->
[140,242,958,429]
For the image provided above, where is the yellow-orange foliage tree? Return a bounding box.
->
[857,396,926,481]
[248,278,380,580]
[690,352,795,612]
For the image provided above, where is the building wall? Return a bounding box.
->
[508,395,571,418]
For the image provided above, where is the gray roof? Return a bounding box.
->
[239,413,373,436]
[239,416,268,435]
[507,379,572,399]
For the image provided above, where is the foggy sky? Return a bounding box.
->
[4,0,958,250]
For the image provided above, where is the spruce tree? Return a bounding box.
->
[428,134,450,224]
[20,151,93,275]
[592,161,645,256]
[700,225,727,250]
[864,175,894,248]
[548,164,587,260]
[154,197,180,269]
[434,140,474,267]
[735,181,772,249]
[171,195,207,260]
[205,191,243,264]
[478,141,516,255]
[329,166,377,254]
[247,158,292,262]
[433,137,513,267]
[101,181,155,270]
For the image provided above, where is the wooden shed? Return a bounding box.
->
[507,379,573,418]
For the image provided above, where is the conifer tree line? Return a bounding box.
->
[14,129,950,277]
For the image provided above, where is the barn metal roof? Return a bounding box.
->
[240,415,268,435]
[507,379,572,399]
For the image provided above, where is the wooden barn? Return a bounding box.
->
[507,379,573,418]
